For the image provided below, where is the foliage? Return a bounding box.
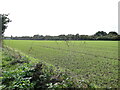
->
[0,14,11,34]
[94,31,107,36]
[108,31,118,36]
[4,31,119,40]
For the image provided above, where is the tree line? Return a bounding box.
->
[0,14,119,41]
[5,31,119,40]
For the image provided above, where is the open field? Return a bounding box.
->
[4,40,119,88]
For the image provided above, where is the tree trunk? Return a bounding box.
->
[0,14,2,85]
[0,14,2,48]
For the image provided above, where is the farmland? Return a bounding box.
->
[4,40,119,88]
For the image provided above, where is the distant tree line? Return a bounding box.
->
[1,14,119,41]
[5,31,119,40]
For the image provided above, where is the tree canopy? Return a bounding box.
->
[108,31,118,36]
[94,31,107,36]
[0,14,11,34]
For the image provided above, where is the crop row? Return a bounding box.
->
[4,40,119,88]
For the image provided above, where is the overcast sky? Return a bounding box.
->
[0,0,119,36]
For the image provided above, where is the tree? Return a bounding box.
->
[108,31,118,36]
[75,33,80,40]
[94,31,107,36]
[0,14,11,48]
[0,14,11,34]
[58,35,67,40]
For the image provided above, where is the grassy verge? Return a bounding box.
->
[1,46,94,89]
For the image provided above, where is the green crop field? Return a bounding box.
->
[4,40,119,88]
